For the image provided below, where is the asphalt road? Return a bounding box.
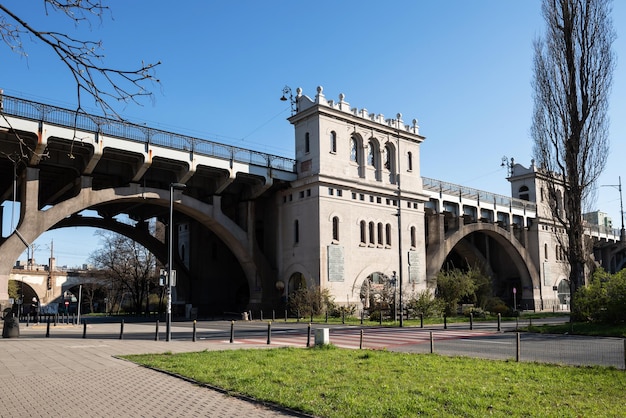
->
[12,316,625,369]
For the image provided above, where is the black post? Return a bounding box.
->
[420,313,423,328]
[360,310,363,325]
[155,320,160,341]
[266,321,271,345]
[310,311,313,323]
[429,331,434,353]
[284,310,287,322]
[45,317,50,338]
[297,310,300,323]
[497,313,501,332]
[379,310,382,326]
[444,315,447,329]
[326,310,329,324]
[192,320,197,342]
[230,320,234,343]
[272,310,276,321]
[26,315,29,327]
[359,329,364,350]
[119,319,124,340]
[260,310,263,321]
[82,320,87,338]
[516,332,521,362]
[307,323,311,347]
[342,310,345,324]
[469,313,473,330]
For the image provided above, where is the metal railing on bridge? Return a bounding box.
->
[0,93,297,172]
[422,176,537,213]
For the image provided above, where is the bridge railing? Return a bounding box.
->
[422,177,536,213]
[0,94,297,173]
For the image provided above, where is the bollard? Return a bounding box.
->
[119,319,124,340]
[192,320,197,342]
[342,310,345,325]
[155,320,160,341]
[623,339,626,370]
[497,313,501,332]
[248,310,253,321]
[420,313,423,328]
[26,315,29,327]
[230,320,234,343]
[470,313,473,330]
[515,316,519,331]
[46,317,50,338]
[272,310,276,322]
[285,310,288,322]
[529,317,533,327]
[359,329,363,350]
[310,311,313,323]
[266,321,272,345]
[297,310,300,323]
[82,320,87,339]
[444,315,447,330]
[260,310,263,321]
[430,331,434,353]
[379,311,382,326]
[72,313,76,325]
[326,310,329,324]
[360,310,363,325]
[307,323,311,347]
[54,314,57,326]
[516,332,521,362]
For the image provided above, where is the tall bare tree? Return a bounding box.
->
[89,231,158,314]
[531,0,615,303]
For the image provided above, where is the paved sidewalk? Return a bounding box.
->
[0,322,309,418]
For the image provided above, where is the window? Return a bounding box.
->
[369,222,375,244]
[410,226,416,248]
[544,243,548,260]
[294,220,300,244]
[386,224,392,246]
[330,131,337,153]
[332,216,339,241]
[367,142,375,166]
[337,189,343,197]
[360,220,366,244]
[407,151,413,171]
[305,133,310,153]
[384,143,392,170]
[299,190,304,198]
[377,223,383,245]
[350,138,358,162]
[518,185,530,201]
[328,188,334,196]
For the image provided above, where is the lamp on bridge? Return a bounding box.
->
[167,182,187,342]
[501,156,515,178]
[280,86,297,115]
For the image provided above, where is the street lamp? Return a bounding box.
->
[395,114,404,328]
[279,86,297,115]
[166,182,186,342]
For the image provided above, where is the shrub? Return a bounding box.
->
[485,297,510,315]
[406,290,443,318]
[573,268,626,323]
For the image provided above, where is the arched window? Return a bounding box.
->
[410,226,416,248]
[384,143,393,170]
[544,243,548,260]
[332,216,339,241]
[377,223,383,245]
[386,223,392,246]
[367,141,375,166]
[294,220,300,244]
[407,151,413,171]
[305,133,310,153]
[518,185,530,201]
[360,220,366,244]
[369,221,375,244]
[330,131,337,153]
[350,137,358,162]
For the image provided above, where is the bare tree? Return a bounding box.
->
[531,0,615,304]
[89,231,158,314]
[0,1,160,118]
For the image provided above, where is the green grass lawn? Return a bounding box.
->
[124,346,626,418]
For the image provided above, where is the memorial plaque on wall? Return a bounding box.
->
[327,245,344,282]
[408,251,420,283]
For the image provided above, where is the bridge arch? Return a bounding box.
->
[0,183,262,311]
[427,222,540,308]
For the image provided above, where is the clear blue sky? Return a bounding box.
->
[2,1,626,267]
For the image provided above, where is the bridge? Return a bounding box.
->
[1,89,624,315]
